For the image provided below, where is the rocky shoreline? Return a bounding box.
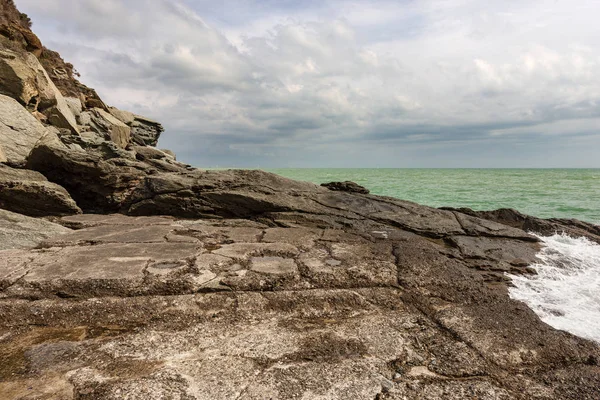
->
[1,1,600,399]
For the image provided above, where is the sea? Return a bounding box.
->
[265,168,600,343]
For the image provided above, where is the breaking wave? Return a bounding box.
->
[509,233,600,343]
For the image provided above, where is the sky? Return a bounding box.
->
[16,0,600,168]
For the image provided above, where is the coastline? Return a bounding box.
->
[1,2,599,398]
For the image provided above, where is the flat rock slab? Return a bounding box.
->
[0,242,201,298]
[251,256,298,275]
[0,216,399,298]
[59,214,177,229]
[0,213,598,398]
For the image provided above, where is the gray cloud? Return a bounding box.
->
[16,0,600,167]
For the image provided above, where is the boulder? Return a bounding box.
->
[82,108,131,149]
[60,130,136,160]
[26,133,149,213]
[0,163,82,217]
[0,94,48,163]
[45,97,80,134]
[131,114,163,146]
[109,107,164,146]
[133,145,171,160]
[0,49,39,108]
[0,49,79,134]
[0,208,71,250]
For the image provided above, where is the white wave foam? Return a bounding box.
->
[508,233,600,343]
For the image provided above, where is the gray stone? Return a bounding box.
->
[108,107,164,147]
[0,94,49,163]
[250,256,297,275]
[0,208,71,251]
[0,49,79,134]
[108,107,135,125]
[63,96,83,118]
[85,108,131,149]
[0,49,49,109]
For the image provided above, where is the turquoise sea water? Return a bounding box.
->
[265,169,600,224]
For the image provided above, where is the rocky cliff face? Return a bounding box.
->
[0,2,599,399]
[0,0,163,164]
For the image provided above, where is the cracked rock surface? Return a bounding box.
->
[1,213,599,399]
[1,1,599,397]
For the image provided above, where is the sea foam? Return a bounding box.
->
[509,233,600,343]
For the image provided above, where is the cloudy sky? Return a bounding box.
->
[17,0,600,167]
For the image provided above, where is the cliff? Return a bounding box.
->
[0,2,599,399]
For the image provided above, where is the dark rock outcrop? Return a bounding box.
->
[322,180,370,194]
[442,207,600,244]
[0,163,81,216]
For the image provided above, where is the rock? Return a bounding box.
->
[322,180,370,194]
[133,145,171,161]
[82,108,131,149]
[60,130,136,160]
[1,213,599,398]
[161,148,176,159]
[0,94,48,163]
[443,207,600,244]
[63,96,82,119]
[0,163,81,217]
[0,21,43,57]
[45,98,80,134]
[108,107,135,125]
[0,49,39,108]
[25,133,147,213]
[0,49,79,134]
[0,143,6,162]
[130,114,163,146]
[109,107,164,147]
[0,208,71,250]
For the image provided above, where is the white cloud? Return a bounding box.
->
[15,0,600,167]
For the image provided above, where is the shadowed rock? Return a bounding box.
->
[0,163,81,216]
[322,180,370,194]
